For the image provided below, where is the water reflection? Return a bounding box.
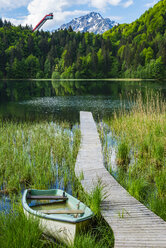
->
[0,196,11,212]
[0,79,165,211]
[0,79,165,123]
[18,96,126,122]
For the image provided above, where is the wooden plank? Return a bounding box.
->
[27,195,68,200]
[39,209,84,214]
[75,111,166,248]
[32,200,67,207]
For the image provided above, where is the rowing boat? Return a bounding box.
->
[22,189,93,245]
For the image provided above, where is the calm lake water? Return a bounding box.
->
[0,79,165,211]
[0,79,166,123]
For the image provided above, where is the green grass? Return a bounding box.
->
[87,180,105,218]
[0,118,114,247]
[72,217,114,248]
[0,205,114,248]
[0,120,80,196]
[100,91,166,220]
[0,205,45,248]
[116,139,130,167]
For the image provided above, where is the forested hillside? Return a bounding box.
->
[103,0,166,78]
[0,0,165,79]
[0,23,114,79]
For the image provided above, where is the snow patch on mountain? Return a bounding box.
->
[59,12,118,34]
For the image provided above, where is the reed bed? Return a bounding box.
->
[99,91,166,220]
[0,181,114,248]
[0,205,45,248]
[0,118,114,247]
[0,119,80,196]
[0,204,114,248]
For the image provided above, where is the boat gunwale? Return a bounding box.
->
[22,189,94,223]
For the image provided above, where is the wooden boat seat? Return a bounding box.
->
[27,195,68,200]
[39,209,85,214]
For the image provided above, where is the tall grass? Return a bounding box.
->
[0,205,114,248]
[0,205,45,248]
[0,120,80,196]
[100,91,166,220]
[0,118,114,247]
[87,180,105,218]
[69,178,114,247]
[116,140,130,167]
[0,182,114,248]
[72,217,114,248]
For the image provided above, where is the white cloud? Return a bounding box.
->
[2,17,25,25]
[123,0,133,8]
[90,0,122,9]
[109,15,123,21]
[144,0,157,8]
[108,0,122,6]
[25,0,90,28]
[1,0,134,30]
[0,0,31,10]
[28,0,68,14]
[3,8,89,30]
[25,0,69,27]
[44,10,89,29]
[90,0,107,9]
[90,0,133,9]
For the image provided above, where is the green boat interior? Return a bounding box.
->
[22,189,93,222]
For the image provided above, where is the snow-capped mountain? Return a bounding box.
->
[59,12,118,34]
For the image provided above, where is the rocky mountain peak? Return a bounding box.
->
[59,12,118,34]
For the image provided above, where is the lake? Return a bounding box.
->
[0,79,165,123]
[0,79,165,211]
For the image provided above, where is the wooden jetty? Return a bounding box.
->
[75,111,166,248]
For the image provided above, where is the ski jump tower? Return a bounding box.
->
[33,13,53,32]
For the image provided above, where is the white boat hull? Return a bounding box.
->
[24,209,89,245]
[22,189,93,245]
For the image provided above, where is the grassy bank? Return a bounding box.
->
[0,205,45,248]
[100,91,166,220]
[0,203,114,248]
[0,119,114,247]
[0,182,114,248]
[0,120,80,196]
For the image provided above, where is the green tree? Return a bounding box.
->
[12,58,25,78]
[152,56,164,79]
[0,18,3,27]
[141,47,154,65]
[44,58,51,78]
[25,54,40,78]
[0,70,3,78]
[52,65,60,79]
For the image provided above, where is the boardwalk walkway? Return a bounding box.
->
[75,111,166,248]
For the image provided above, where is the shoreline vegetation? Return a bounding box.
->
[0,78,161,81]
[0,120,80,195]
[99,90,166,221]
[0,119,114,247]
[0,203,114,248]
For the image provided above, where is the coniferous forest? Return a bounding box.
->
[0,0,166,80]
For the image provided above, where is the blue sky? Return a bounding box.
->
[0,0,159,30]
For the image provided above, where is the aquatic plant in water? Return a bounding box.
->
[0,120,80,196]
[100,91,166,220]
[0,118,114,247]
[0,205,44,248]
[116,139,130,167]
